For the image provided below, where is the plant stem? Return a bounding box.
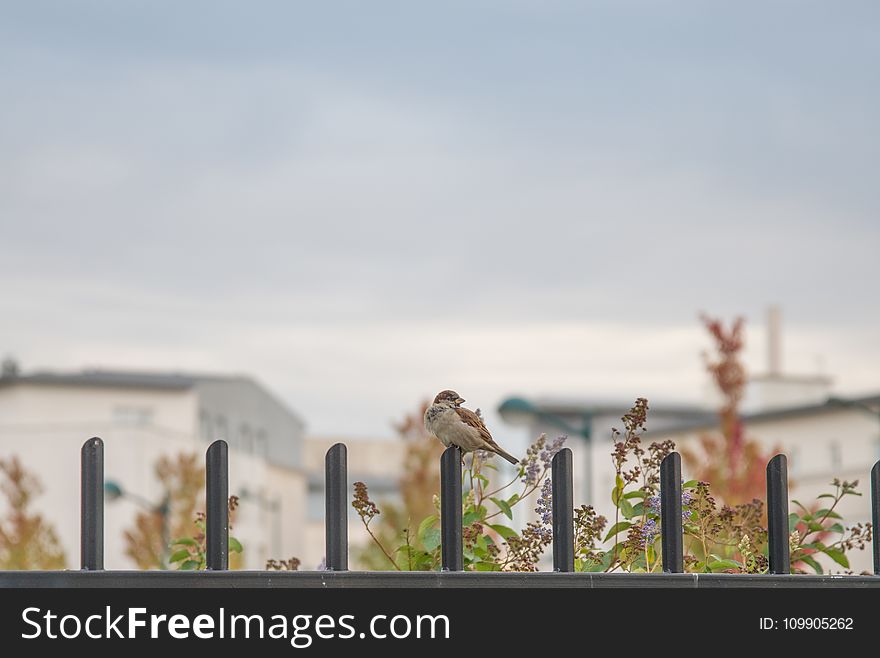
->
[364,521,401,571]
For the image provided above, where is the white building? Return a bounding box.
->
[0,367,307,570]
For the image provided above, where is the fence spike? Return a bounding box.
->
[80,437,104,570]
[440,446,463,571]
[872,461,879,575]
[206,439,229,570]
[552,448,574,572]
[325,443,348,571]
[766,454,790,574]
[660,452,683,573]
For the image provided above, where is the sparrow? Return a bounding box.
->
[424,389,519,465]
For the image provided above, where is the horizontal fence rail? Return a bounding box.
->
[2,438,879,587]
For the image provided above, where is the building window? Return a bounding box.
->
[788,447,799,476]
[215,415,228,441]
[255,429,268,457]
[112,406,154,427]
[199,410,213,441]
[829,440,842,471]
[308,489,324,521]
[240,423,253,454]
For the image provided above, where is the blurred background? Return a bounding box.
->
[1,1,878,572]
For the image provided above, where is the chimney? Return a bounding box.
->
[767,306,781,376]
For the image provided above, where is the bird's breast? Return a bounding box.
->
[425,407,482,450]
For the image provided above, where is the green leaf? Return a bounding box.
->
[171,537,198,547]
[599,550,616,571]
[816,493,837,499]
[476,535,488,553]
[827,523,845,534]
[788,513,799,533]
[168,549,191,563]
[489,524,518,540]
[814,509,843,520]
[799,554,823,575]
[422,527,441,552]
[506,493,520,506]
[619,498,635,519]
[623,490,646,499]
[792,499,807,512]
[630,502,645,517]
[229,536,243,553]
[463,511,483,526]
[491,497,513,520]
[707,559,740,572]
[474,561,499,571]
[823,547,849,568]
[417,515,438,542]
[682,480,699,489]
[179,560,200,571]
[603,521,632,543]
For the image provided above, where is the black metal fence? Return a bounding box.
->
[2,437,879,588]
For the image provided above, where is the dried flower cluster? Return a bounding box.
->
[352,481,380,525]
[266,557,300,571]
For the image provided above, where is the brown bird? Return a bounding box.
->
[424,390,519,465]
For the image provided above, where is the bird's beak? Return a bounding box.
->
[455,397,465,405]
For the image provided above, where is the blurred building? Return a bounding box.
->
[0,367,307,569]
[497,311,879,573]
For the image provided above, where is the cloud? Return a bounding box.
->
[1,2,878,436]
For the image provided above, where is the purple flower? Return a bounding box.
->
[539,435,568,469]
[524,460,540,486]
[648,491,692,521]
[641,518,658,544]
[535,478,553,526]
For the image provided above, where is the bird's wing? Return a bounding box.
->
[454,407,496,445]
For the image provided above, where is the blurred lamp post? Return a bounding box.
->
[498,397,594,502]
[104,480,171,569]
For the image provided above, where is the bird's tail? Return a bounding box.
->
[493,447,520,466]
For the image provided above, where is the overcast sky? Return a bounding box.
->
[1,1,878,439]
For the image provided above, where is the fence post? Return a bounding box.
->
[552,448,574,572]
[81,437,104,571]
[440,446,463,571]
[206,439,229,570]
[660,452,683,573]
[325,443,348,571]
[872,461,879,575]
[766,454,790,574]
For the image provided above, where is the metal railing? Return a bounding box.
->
[1,437,879,587]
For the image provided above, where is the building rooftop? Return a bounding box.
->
[0,368,254,391]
